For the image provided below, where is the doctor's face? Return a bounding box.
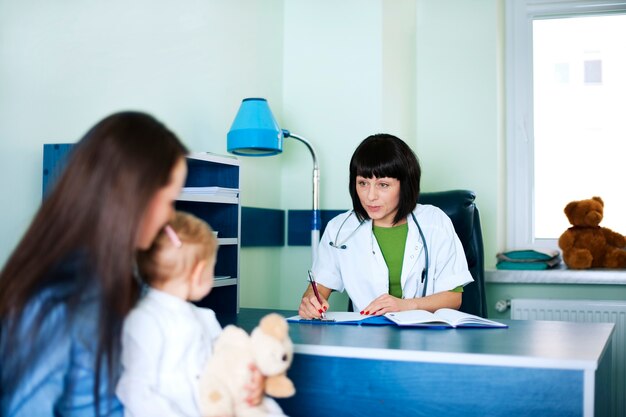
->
[356,176,403,227]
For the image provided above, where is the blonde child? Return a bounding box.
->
[116,211,271,417]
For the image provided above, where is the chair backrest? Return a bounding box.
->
[418,190,487,318]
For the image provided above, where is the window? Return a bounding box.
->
[506,0,626,250]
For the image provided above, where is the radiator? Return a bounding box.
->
[511,299,625,417]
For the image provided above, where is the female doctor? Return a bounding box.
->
[298,134,473,319]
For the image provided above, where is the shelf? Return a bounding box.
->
[218,238,238,246]
[177,193,239,204]
[42,145,241,316]
[187,152,239,166]
[213,277,238,288]
[177,153,240,316]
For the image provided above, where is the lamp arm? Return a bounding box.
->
[286,133,319,211]
[286,132,321,262]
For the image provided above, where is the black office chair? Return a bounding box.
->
[418,190,487,318]
[347,189,487,318]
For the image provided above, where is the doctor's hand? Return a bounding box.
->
[361,294,413,316]
[298,284,331,319]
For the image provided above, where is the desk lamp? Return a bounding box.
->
[227,98,320,263]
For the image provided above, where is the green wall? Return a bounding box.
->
[416,0,504,270]
[5,1,611,314]
[0,0,286,273]
[0,0,509,311]
[247,0,507,311]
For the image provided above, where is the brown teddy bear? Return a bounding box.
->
[558,196,626,269]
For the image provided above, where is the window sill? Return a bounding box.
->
[486,265,626,285]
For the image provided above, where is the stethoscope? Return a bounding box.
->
[329,211,430,297]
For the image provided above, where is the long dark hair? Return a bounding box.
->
[349,133,421,224]
[0,111,188,408]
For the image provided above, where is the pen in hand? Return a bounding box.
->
[307,270,326,319]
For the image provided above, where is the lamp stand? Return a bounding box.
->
[286,132,320,263]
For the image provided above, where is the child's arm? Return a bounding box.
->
[116,311,189,417]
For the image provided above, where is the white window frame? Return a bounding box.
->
[505,0,626,251]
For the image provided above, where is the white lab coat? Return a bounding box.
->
[312,204,474,313]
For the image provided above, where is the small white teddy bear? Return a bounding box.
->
[199,313,295,417]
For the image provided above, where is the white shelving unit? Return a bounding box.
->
[43,145,241,316]
[175,152,240,316]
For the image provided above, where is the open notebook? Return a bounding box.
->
[287,308,507,329]
[384,308,507,328]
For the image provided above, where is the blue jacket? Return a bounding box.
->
[1,255,123,416]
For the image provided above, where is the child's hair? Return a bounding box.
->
[137,211,218,285]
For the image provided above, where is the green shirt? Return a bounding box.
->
[373,223,408,298]
[373,222,464,297]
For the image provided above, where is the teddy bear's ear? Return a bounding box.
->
[259,313,288,341]
[592,196,604,206]
[564,201,578,217]
[215,325,250,350]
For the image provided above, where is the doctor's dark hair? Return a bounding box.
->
[349,134,421,224]
[0,111,188,413]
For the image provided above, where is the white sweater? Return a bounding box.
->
[116,288,222,417]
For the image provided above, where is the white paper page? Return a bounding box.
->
[384,310,449,326]
[434,308,507,328]
[433,308,474,326]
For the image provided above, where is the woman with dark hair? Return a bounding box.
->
[0,112,189,416]
[298,134,473,319]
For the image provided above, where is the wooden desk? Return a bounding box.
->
[225,309,614,417]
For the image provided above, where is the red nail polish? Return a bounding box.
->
[365,311,370,315]
[324,305,328,311]
[360,311,364,315]
[318,309,323,314]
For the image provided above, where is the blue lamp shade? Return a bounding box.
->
[227,98,284,156]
